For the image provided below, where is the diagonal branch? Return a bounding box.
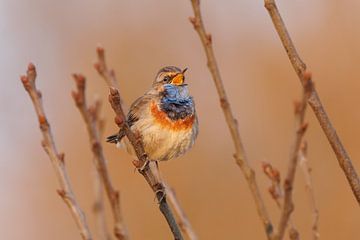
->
[20,63,93,240]
[276,73,312,240]
[264,0,360,203]
[94,47,197,240]
[108,88,183,240]
[72,74,128,240]
[189,0,273,238]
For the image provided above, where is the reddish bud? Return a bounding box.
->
[58,153,65,164]
[115,116,124,126]
[132,160,142,168]
[28,62,36,71]
[96,46,104,55]
[38,115,47,125]
[57,189,66,198]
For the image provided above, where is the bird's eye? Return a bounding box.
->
[163,76,171,83]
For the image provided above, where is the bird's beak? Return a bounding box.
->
[171,68,188,86]
[171,74,184,85]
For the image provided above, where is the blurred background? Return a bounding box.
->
[1,0,360,239]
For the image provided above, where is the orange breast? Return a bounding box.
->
[150,101,195,131]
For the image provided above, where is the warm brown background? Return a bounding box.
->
[1,0,360,239]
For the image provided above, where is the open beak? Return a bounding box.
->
[171,68,188,86]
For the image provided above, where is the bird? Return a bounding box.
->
[106,66,198,165]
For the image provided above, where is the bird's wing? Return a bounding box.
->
[127,93,156,127]
[106,91,157,144]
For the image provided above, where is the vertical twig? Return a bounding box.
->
[72,74,129,240]
[299,143,320,240]
[264,0,360,203]
[93,168,112,240]
[189,0,274,238]
[94,46,120,89]
[20,63,93,240]
[276,73,311,240]
[92,109,112,240]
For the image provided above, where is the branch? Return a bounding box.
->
[164,183,198,240]
[262,162,300,240]
[94,47,195,240]
[108,88,183,240]
[276,73,311,240]
[91,111,112,240]
[94,46,120,89]
[264,0,360,203]
[72,74,128,240]
[262,162,282,208]
[93,167,112,240]
[189,0,273,238]
[299,143,320,240]
[92,110,112,240]
[20,63,93,240]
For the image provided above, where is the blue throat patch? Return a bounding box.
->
[160,84,194,121]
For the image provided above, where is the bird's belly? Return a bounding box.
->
[131,119,196,161]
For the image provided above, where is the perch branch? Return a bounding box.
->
[95,47,196,239]
[20,63,92,240]
[264,0,360,203]
[299,143,320,240]
[164,183,198,240]
[276,73,311,240]
[189,0,273,238]
[108,88,183,240]
[72,74,128,240]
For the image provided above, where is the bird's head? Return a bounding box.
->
[152,66,188,89]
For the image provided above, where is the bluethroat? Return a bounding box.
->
[107,66,198,162]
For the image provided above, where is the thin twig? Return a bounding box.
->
[91,105,112,240]
[276,73,311,240]
[20,63,93,240]
[164,183,198,240]
[94,46,120,89]
[72,74,128,240]
[93,168,112,240]
[262,162,282,208]
[189,0,274,238]
[262,162,300,240]
[299,143,320,240]
[264,0,360,203]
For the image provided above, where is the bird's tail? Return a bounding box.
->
[106,129,126,144]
